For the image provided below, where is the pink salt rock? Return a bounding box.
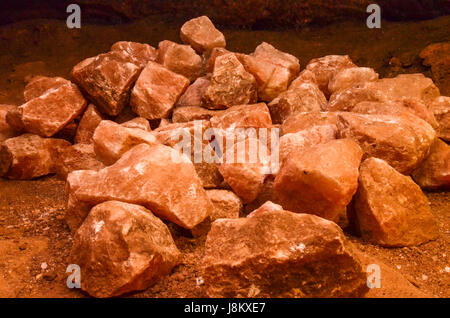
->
[328,67,379,95]
[274,139,363,222]
[0,104,20,142]
[121,117,151,131]
[281,111,339,135]
[172,106,222,123]
[18,82,87,137]
[0,134,71,179]
[246,200,283,217]
[203,209,368,297]
[337,112,436,174]
[209,103,272,130]
[71,51,141,116]
[305,55,356,98]
[175,77,210,107]
[206,189,243,221]
[71,200,181,298]
[412,139,450,190]
[268,82,327,124]
[92,120,157,165]
[111,41,157,68]
[204,47,230,73]
[288,69,318,89]
[130,61,190,120]
[180,16,226,53]
[156,40,203,82]
[65,143,213,231]
[74,104,103,144]
[350,157,439,247]
[327,82,388,112]
[202,53,257,109]
[253,42,300,76]
[430,96,450,142]
[218,138,271,203]
[279,124,337,163]
[23,76,70,102]
[54,143,104,179]
[5,107,24,132]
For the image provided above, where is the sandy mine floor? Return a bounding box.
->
[0,15,449,298]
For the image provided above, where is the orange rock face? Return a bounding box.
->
[203,209,368,297]
[157,40,203,82]
[111,41,158,68]
[202,53,257,109]
[74,104,104,144]
[305,55,356,98]
[328,67,378,95]
[120,117,151,131]
[180,16,226,53]
[175,77,210,107]
[65,143,213,231]
[130,61,190,120]
[0,134,71,179]
[172,106,222,123]
[412,139,450,190]
[206,189,243,221]
[281,111,339,135]
[18,82,87,137]
[71,200,181,298]
[54,143,104,179]
[71,51,141,116]
[337,112,436,174]
[0,104,20,142]
[430,96,450,142]
[350,158,439,247]
[92,120,157,165]
[268,82,327,124]
[209,103,272,130]
[274,139,363,222]
[327,82,388,112]
[23,76,70,102]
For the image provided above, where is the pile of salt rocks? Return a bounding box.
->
[0,16,449,298]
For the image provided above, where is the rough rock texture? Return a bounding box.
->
[0,134,71,179]
[206,189,243,221]
[172,106,221,123]
[281,112,339,135]
[240,42,300,102]
[203,209,368,298]
[5,107,24,132]
[210,103,272,131]
[337,112,436,174]
[218,138,271,204]
[328,67,378,95]
[420,42,450,96]
[279,124,337,163]
[121,117,151,131]
[74,104,103,144]
[180,16,226,53]
[111,41,158,68]
[350,158,439,247]
[71,200,181,298]
[175,77,210,107]
[289,69,319,89]
[305,55,356,98]
[92,120,157,165]
[23,76,70,102]
[268,82,327,124]
[18,82,87,137]
[0,104,20,142]
[130,61,190,120]
[327,82,388,112]
[71,51,141,116]
[430,96,450,142]
[204,47,231,73]
[274,139,363,222]
[202,53,257,109]
[54,143,105,180]
[65,143,213,231]
[156,40,203,82]
[412,139,450,190]
[247,200,283,217]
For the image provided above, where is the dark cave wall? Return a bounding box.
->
[0,0,449,26]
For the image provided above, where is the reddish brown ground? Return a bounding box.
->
[0,15,449,298]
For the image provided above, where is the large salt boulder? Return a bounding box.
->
[71,200,181,298]
[337,112,436,174]
[350,158,439,247]
[180,16,226,53]
[23,76,70,102]
[203,209,368,297]
[274,139,363,222]
[65,143,213,231]
[328,67,378,95]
